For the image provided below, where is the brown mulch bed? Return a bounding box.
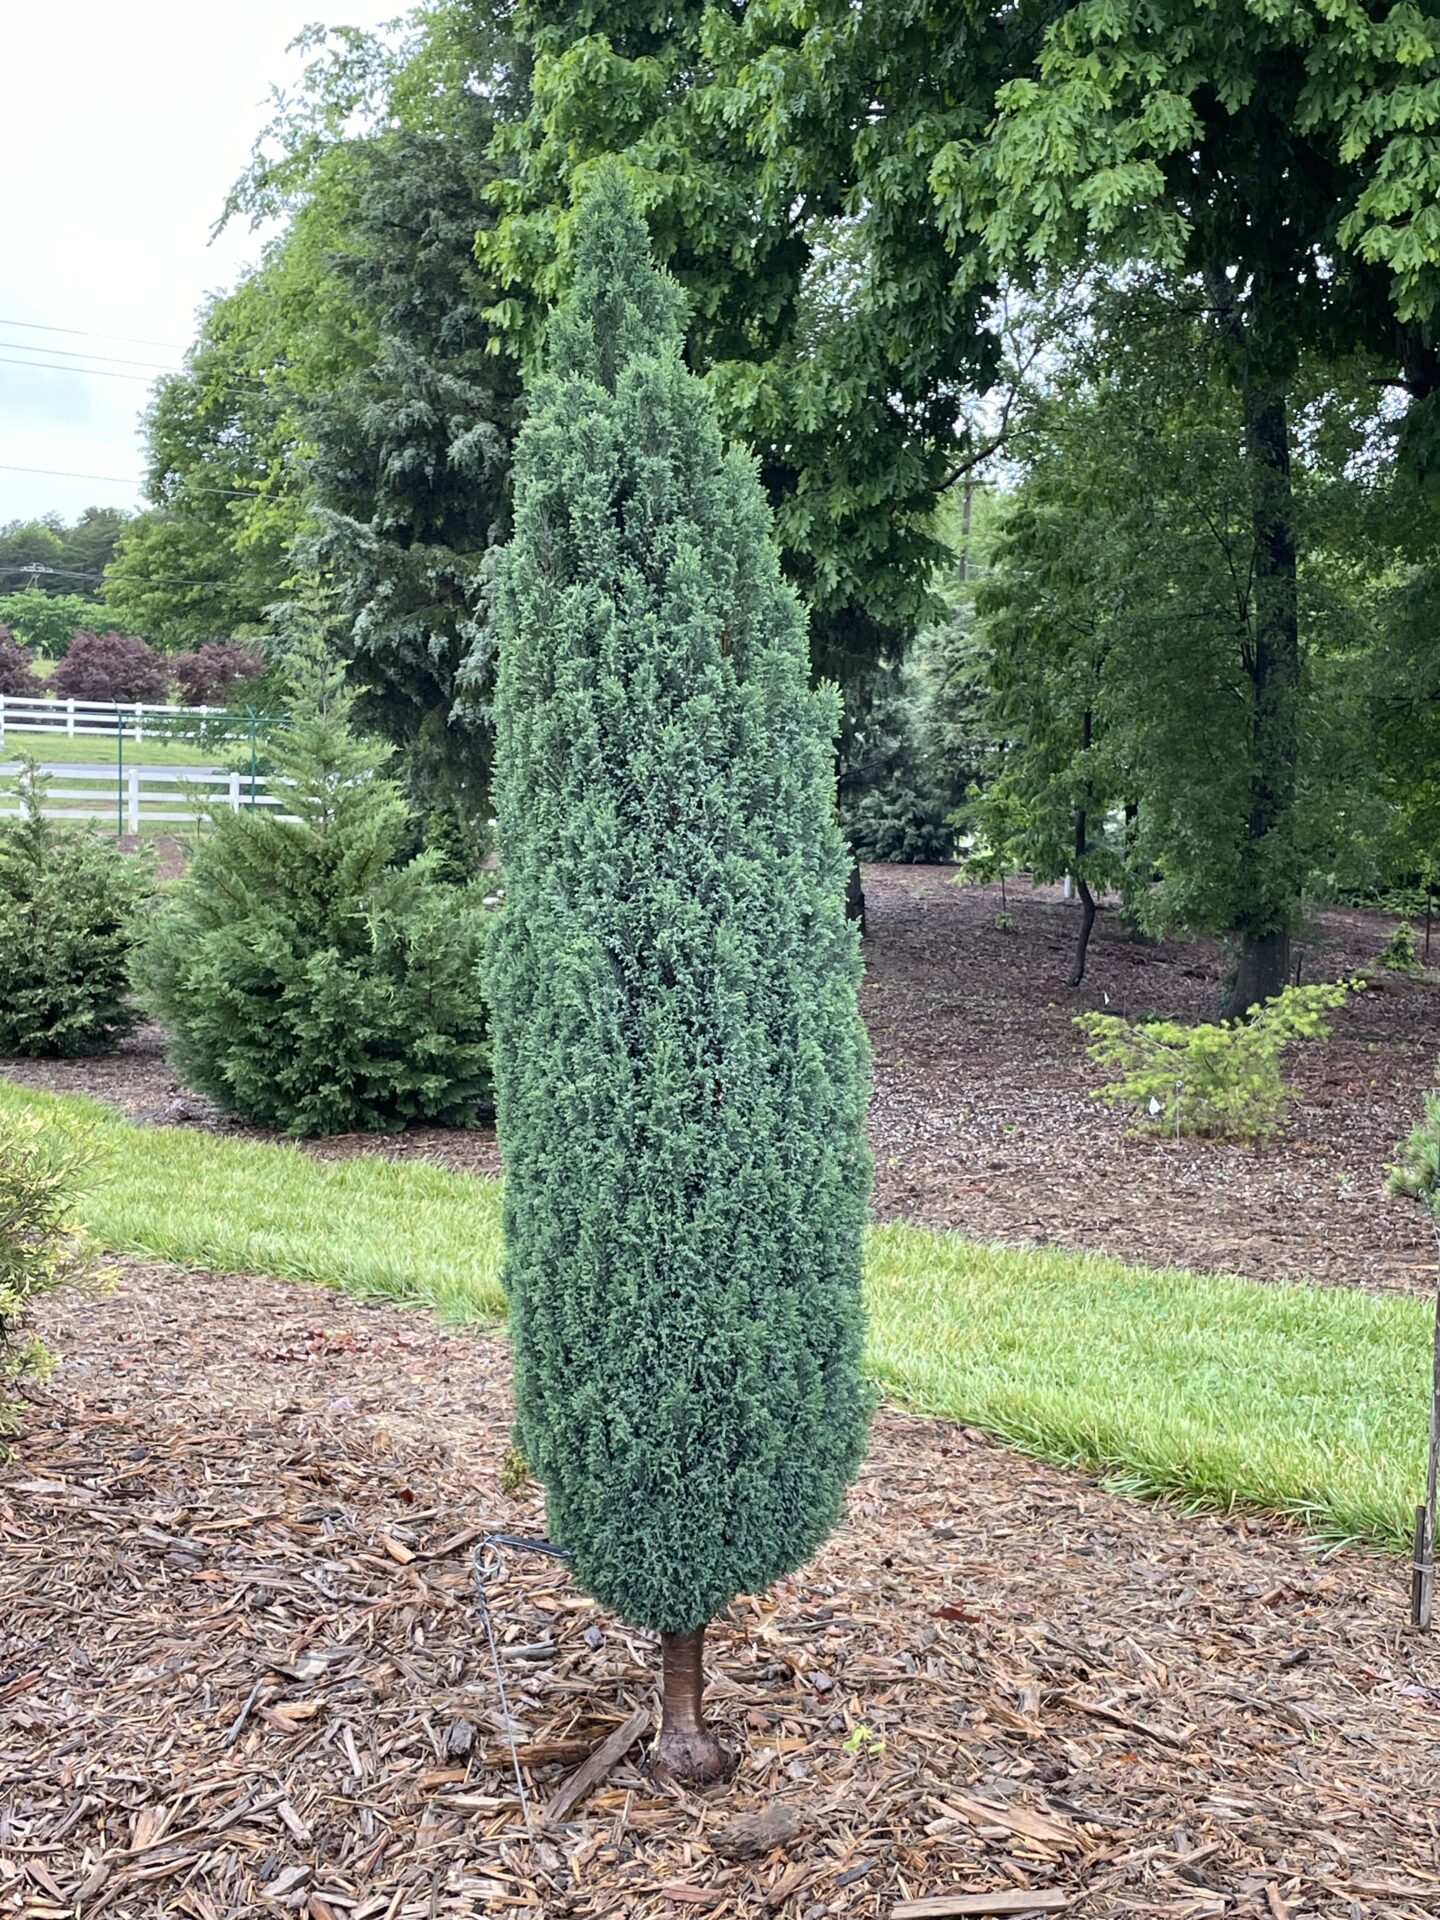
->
[4,1263,1439,1920]
[3,868,1437,1292]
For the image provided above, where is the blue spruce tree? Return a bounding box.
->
[489,174,872,1782]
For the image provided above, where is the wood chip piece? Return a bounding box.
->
[891,1895,1069,1918]
[541,1706,651,1826]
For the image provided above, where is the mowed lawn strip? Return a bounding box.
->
[1,727,228,767]
[3,1081,1428,1552]
[0,1082,505,1323]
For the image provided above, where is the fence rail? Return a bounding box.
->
[0,692,229,742]
[0,763,294,833]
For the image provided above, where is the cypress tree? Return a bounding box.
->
[489,174,872,1783]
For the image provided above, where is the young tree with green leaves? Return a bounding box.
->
[489,175,872,1782]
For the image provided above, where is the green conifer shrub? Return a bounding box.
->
[1077,979,1354,1141]
[0,762,153,1056]
[488,175,872,1781]
[1,1111,104,1451]
[135,659,491,1136]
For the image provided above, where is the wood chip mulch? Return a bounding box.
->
[4,868,1438,1297]
[4,1263,1439,1919]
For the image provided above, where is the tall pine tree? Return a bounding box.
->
[489,174,872,1783]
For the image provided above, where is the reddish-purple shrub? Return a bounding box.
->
[171,641,265,707]
[51,630,171,704]
[0,628,40,696]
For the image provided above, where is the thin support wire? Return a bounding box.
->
[471,1533,574,1836]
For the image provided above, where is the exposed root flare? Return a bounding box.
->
[653,1625,735,1788]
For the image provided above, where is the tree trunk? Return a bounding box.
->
[653,1627,732,1786]
[1068,707,1097,988]
[1069,876,1097,987]
[1204,270,1301,1022]
[1224,375,1299,1018]
[845,860,867,934]
[1226,926,1290,1015]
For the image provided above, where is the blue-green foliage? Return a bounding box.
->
[135,658,490,1136]
[489,175,872,1634]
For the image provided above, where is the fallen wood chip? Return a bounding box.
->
[1054,1691,1192,1748]
[710,1801,811,1861]
[938,1793,1086,1853]
[542,1705,651,1826]
[891,1893,1069,1918]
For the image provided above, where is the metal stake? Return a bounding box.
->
[471,1533,574,1834]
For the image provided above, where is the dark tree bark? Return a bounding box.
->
[1224,369,1298,1016]
[1070,874,1097,988]
[1205,268,1301,1020]
[1069,706,1097,988]
[653,1627,733,1786]
[845,860,867,933]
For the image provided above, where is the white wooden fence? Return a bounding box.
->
[0,692,229,742]
[0,764,294,833]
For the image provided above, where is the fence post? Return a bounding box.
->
[229,770,241,814]
[133,701,143,743]
[116,712,124,840]
[67,697,76,739]
[127,766,140,835]
[0,692,5,747]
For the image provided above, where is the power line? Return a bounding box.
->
[0,339,180,375]
[0,354,161,385]
[0,315,187,353]
[0,462,141,486]
[0,461,261,498]
[0,460,276,499]
[0,561,243,590]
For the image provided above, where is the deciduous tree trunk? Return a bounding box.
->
[653,1627,732,1785]
[1210,275,1300,1021]
[845,860,867,933]
[1069,707,1097,988]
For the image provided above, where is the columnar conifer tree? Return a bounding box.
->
[489,174,872,1783]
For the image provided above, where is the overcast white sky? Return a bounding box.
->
[0,1,402,531]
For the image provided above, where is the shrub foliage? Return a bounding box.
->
[1078,980,1353,1141]
[0,1111,104,1447]
[136,662,491,1135]
[0,628,40,695]
[172,641,265,706]
[51,630,170,704]
[0,762,153,1056]
[489,176,872,1636]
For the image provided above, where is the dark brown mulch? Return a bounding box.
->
[3,868,1437,1292]
[858,870,1440,1297]
[4,1262,1439,1919]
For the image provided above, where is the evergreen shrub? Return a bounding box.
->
[1380,921,1421,972]
[489,175,872,1637]
[135,662,491,1135]
[1078,979,1354,1141]
[0,1111,104,1450]
[0,762,153,1056]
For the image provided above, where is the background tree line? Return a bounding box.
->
[93,0,1440,1012]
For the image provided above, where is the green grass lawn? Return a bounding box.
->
[2,1078,1430,1553]
[0,727,227,768]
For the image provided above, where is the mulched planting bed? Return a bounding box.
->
[4,1263,1439,1919]
[3,870,1437,1295]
